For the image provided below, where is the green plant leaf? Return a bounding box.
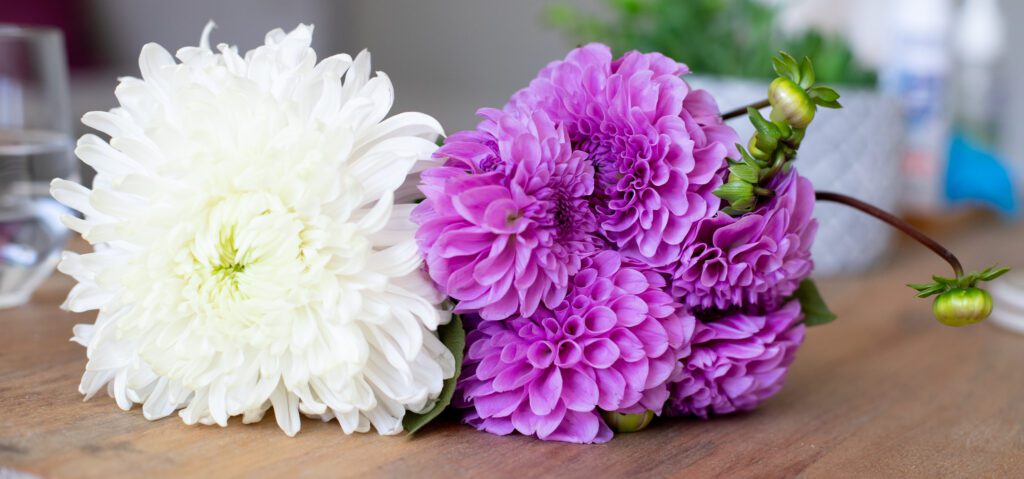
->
[794,279,837,326]
[799,56,815,89]
[933,275,955,285]
[772,56,799,83]
[813,98,842,109]
[779,51,799,66]
[809,86,840,102]
[737,144,767,168]
[713,180,755,209]
[403,315,465,435]
[729,161,760,183]
[910,283,947,298]
[908,282,936,292]
[979,266,1010,282]
[773,120,793,139]
[748,107,781,140]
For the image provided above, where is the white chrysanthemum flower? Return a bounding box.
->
[49,22,455,436]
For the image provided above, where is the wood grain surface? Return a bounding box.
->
[2,221,1023,478]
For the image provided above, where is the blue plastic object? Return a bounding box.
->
[945,133,1017,215]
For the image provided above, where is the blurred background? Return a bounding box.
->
[0,0,1021,284]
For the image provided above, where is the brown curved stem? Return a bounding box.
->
[721,98,771,121]
[815,191,964,278]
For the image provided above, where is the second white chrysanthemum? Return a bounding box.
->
[50,22,454,436]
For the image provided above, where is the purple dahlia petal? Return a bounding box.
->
[670,171,818,311]
[414,107,598,321]
[667,300,806,418]
[542,410,611,444]
[529,367,562,415]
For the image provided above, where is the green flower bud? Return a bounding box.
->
[600,410,655,433]
[747,136,771,161]
[932,287,992,327]
[768,77,815,129]
[713,179,754,203]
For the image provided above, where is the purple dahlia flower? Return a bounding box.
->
[670,171,818,311]
[413,108,599,320]
[667,300,805,418]
[507,43,740,267]
[457,251,694,443]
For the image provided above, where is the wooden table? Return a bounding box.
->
[3,221,1024,478]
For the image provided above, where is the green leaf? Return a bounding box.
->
[779,51,799,67]
[933,275,955,285]
[773,120,793,139]
[908,282,936,292]
[799,56,815,89]
[748,107,781,140]
[713,180,754,205]
[737,144,767,168]
[730,196,756,211]
[794,279,837,326]
[809,86,840,102]
[772,56,799,83]
[813,98,842,109]
[911,283,947,298]
[979,266,1010,282]
[728,161,760,183]
[403,315,465,435]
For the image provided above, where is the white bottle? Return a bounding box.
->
[954,0,1006,145]
[880,0,954,214]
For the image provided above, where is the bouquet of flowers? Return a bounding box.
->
[52,23,1007,444]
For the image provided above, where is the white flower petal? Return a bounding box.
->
[75,135,139,178]
[269,385,301,437]
[340,49,371,105]
[81,110,141,139]
[360,111,444,147]
[139,43,175,91]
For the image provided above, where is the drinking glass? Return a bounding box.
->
[0,25,76,308]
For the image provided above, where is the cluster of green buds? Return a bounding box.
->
[909,267,1009,327]
[714,53,842,215]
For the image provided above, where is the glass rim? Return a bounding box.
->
[0,24,63,40]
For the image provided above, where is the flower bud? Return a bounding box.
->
[932,287,993,327]
[714,179,754,203]
[768,77,815,129]
[747,136,771,161]
[601,410,655,433]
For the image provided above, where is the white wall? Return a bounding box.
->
[75,0,1024,167]
[81,0,584,133]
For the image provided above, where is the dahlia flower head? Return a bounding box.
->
[669,170,818,311]
[457,251,694,443]
[414,107,600,321]
[666,300,806,418]
[50,23,456,436]
[507,43,740,268]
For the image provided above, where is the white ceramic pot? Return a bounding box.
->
[690,76,904,276]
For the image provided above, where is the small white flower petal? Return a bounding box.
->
[81,110,141,139]
[340,49,371,105]
[75,135,139,178]
[269,385,301,437]
[360,111,444,147]
[139,43,175,91]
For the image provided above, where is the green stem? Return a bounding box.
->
[815,191,964,278]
